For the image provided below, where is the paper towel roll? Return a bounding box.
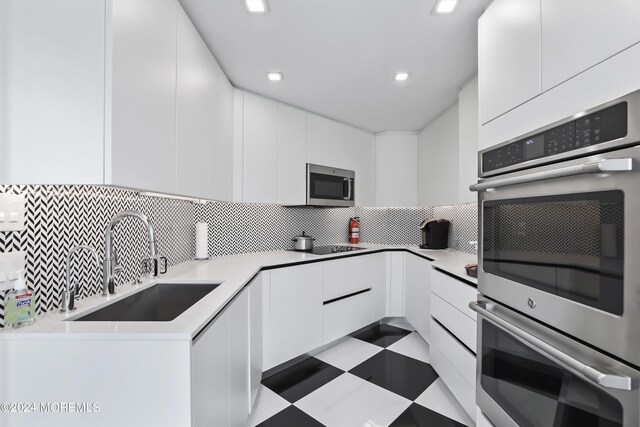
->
[195,222,209,259]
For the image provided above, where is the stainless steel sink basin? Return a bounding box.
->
[74,282,221,322]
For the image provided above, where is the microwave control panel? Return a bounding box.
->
[482,102,628,174]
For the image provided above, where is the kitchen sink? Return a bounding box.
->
[74,282,221,322]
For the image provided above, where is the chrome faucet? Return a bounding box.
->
[60,245,100,313]
[103,211,157,296]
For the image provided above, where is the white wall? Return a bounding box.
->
[458,77,479,203]
[418,104,459,207]
[375,132,418,207]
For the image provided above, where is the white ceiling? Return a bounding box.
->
[179,0,490,133]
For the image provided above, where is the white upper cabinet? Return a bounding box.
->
[242,93,278,203]
[110,0,178,193]
[277,104,307,205]
[1,0,106,184]
[2,0,234,200]
[235,91,376,206]
[541,0,640,91]
[375,133,418,207]
[175,6,214,199]
[478,0,541,124]
[306,113,334,167]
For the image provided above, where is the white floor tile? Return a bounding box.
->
[315,337,383,371]
[247,385,291,427]
[295,373,411,427]
[387,332,430,363]
[414,378,474,426]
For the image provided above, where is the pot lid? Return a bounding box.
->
[293,231,314,240]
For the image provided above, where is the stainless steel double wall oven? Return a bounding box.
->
[470,91,640,427]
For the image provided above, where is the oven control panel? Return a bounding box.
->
[482,102,628,174]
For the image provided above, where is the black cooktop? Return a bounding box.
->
[290,245,365,255]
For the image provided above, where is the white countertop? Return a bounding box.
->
[0,245,477,341]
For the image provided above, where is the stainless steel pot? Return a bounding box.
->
[292,231,315,251]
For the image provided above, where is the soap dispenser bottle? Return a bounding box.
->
[5,270,35,328]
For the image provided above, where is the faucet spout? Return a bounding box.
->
[103,211,157,296]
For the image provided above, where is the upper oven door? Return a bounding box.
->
[307,163,355,207]
[476,145,640,366]
[471,298,639,427]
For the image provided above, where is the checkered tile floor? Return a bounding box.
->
[249,324,474,427]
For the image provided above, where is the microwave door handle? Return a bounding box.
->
[470,158,633,192]
[347,179,353,200]
[343,178,352,200]
[470,301,634,391]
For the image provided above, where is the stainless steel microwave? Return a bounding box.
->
[306,163,355,207]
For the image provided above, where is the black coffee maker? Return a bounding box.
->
[419,218,450,249]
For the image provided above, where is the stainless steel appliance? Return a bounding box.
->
[470,297,639,427]
[306,163,355,207]
[471,90,640,367]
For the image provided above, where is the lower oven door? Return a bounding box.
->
[471,298,640,427]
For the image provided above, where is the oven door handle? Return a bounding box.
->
[470,158,633,192]
[470,301,634,391]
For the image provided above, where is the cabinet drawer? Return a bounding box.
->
[430,268,477,321]
[324,255,375,301]
[430,318,476,388]
[431,294,476,351]
[323,290,373,344]
[430,344,476,422]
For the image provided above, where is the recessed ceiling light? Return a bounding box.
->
[267,72,283,81]
[246,0,268,13]
[432,0,458,15]
[394,72,410,81]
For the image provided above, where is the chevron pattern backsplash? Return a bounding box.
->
[0,185,477,328]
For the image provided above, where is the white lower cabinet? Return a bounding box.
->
[249,275,263,410]
[388,252,405,316]
[323,290,373,344]
[429,268,478,422]
[192,302,231,427]
[228,288,250,427]
[404,254,432,342]
[268,263,324,369]
[192,284,256,427]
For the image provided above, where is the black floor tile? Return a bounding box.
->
[389,403,467,427]
[349,350,439,400]
[262,357,344,403]
[257,405,325,427]
[352,324,411,348]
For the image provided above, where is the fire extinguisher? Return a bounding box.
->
[349,217,360,244]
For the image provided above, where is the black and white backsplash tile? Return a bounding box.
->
[0,184,477,327]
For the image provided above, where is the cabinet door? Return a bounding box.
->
[350,130,376,207]
[1,0,106,184]
[404,254,432,341]
[323,291,373,344]
[110,0,178,193]
[243,93,278,203]
[176,6,214,199]
[388,252,405,316]
[541,0,640,91]
[478,0,541,124]
[249,275,263,409]
[269,263,323,367]
[277,104,307,205]
[192,309,230,427]
[306,113,334,167]
[228,288,250,427]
